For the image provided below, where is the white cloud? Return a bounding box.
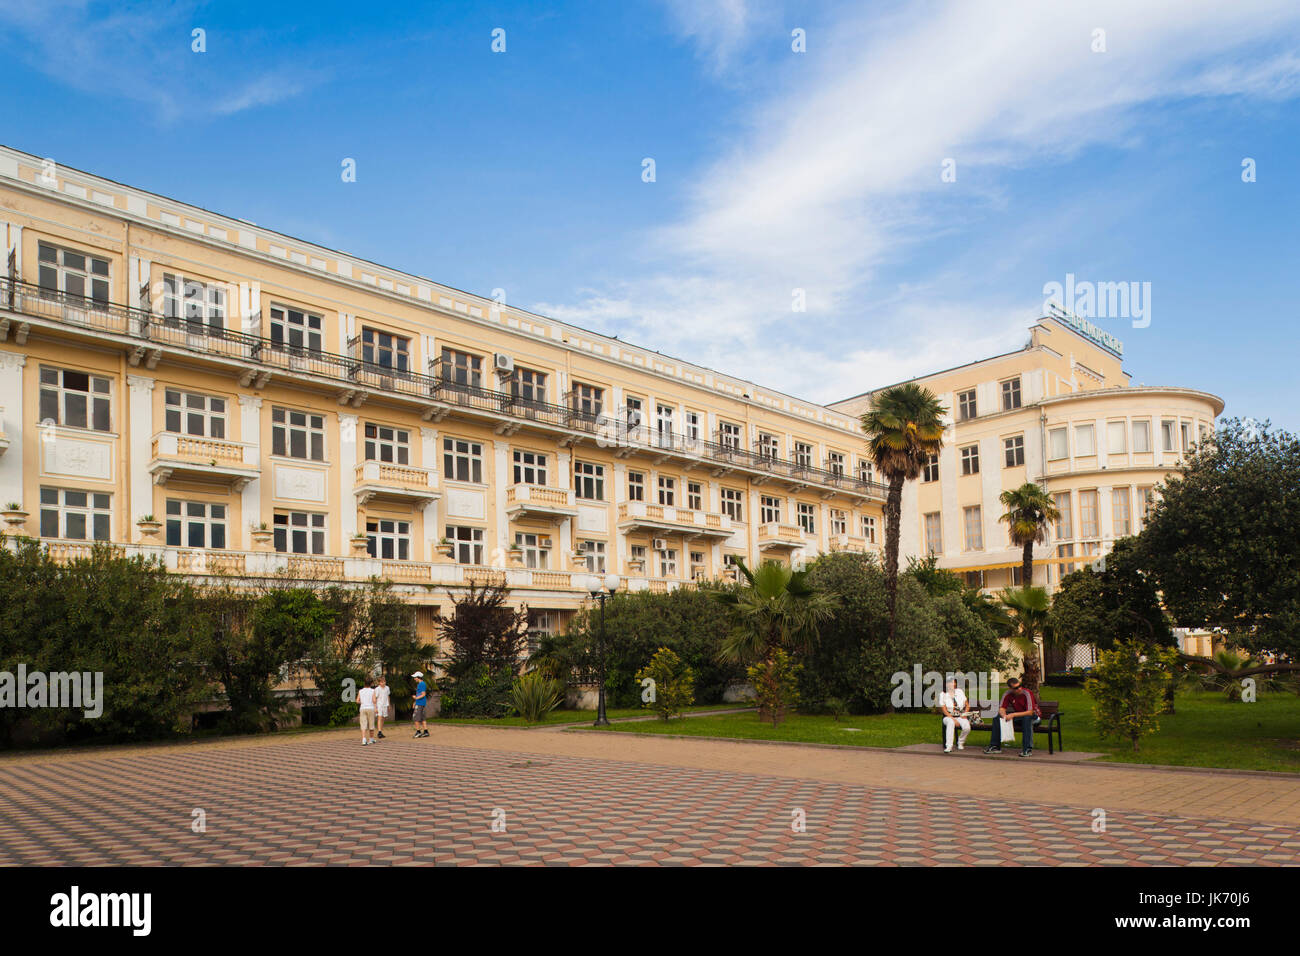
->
[543,0,1300,406]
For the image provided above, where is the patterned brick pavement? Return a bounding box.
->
[0,733,1296,866]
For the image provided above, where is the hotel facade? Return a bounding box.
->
[0,148,890,644]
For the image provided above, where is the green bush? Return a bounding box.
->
[748,649,801,727]
[1084,641,1177,751]
[636,646,695,720]
[510,671,563,723]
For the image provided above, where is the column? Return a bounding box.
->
[556,448,573,557]
[338,411,359,540]
[238,396,262,548]
[0,351,25,509]
[421,426,439,560]
[126,374,155,538]
[493,439,510,554]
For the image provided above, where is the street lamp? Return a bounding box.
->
[585,571,622,726]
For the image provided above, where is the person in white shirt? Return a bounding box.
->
[374,676,391,739]
[939,677,972,753]
[357,678,379,746]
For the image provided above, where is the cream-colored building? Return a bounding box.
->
[830,312,1224,594]
[0,147,886,642]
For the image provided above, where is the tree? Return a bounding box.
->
[636,647,696,721]
[859,383,946,642]
[1084,641,1177,752]
[998,483,1060,587]
[437,582,530,717]
[1048,538,1171,654]
[1136,418,1300,663]
[748,648,801,727]
[714,559,837,664]
[999,586,1051,691]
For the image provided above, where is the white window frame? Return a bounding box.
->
[368,518,412,560]
[39,487,111,541]
[39,366,112,432]
[274,510,326,555]
[443,437,484,483]
[512,449,548,485]
[165,389,226,439]
[364,423,411,464]
[165,499,227,549]
[272,406,326,461]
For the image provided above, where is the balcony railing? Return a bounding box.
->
[1,276,887,498]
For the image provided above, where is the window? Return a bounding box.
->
[39,366,111,432]
[513,367,547,405]
[1107,421,1127,455]
[1079,490,1099,538]
[690,551,705,577]
[1004,435,1025,468]
[165,499,227,549]
[758,432,780,460]
[442,437,483,483]
[39,487,111,540]
[270,305,322,352]
[922,453,940,483]
[512,450,547,485]
[572,383,603,419]
[580,540,607,573]
[963,505,983,551]
[684,411,701,442]
[1161,419,1177,452]
[165,390,225,438]
[1057,543,1076,576]
[441,348,482,389]
[162,274,225,333]
[1001,378,1022,411]
[827,451,845,476]
[657,405,675,446]
[760,495,782,524]
[367,518,411,560]
[514,532,551,570]
[860,515,877,543]
[364,424,410,464]
[720,487,744,521]
[272,407,325,461]
[857,459,874,484]
[957,389,977,421]
[1180,421,1192,452]
[797,502,816,534]
[628,471,645,502]
[574,460,605,500]
[38,243,109,305]
[446,525,484,564]
[657,547,677,578]
[274,511,325,554]
[361,327,410,372]
[1053,492,1072,539]
[1048,427,1068,461]
[794,442,814,469]
[1132,420,1152,453]
[625,396,643,431]
[686,481,703,511]
[1139,486,1155,524]
[657,475,676,506]
[718,421,742,450]
[1074,424,1096,457]
[960,444,980,475]
[629,544,647,568]
[1112,488,1131,537]
[924,512,943,555]
[830,509,847,535]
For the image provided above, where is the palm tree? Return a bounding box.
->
[999,586,1052,691]
[999,482,1060,587]
[714,558,837,664]
[859,383,947,641]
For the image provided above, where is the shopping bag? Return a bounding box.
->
[999,717,1015,743]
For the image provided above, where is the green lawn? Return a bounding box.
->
[590,686,1300,773]
[429,702,751,728]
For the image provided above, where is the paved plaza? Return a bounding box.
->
[0,725,1297,866]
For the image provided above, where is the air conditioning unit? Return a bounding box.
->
[652,537,668,551]
[493,353,514,375]
[538,535,553,549]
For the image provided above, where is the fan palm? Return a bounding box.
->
[714,558,837,664]
[998,483,1060,587]
[999,586,1052,690]
[859,383,947,641]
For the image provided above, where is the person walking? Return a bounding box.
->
[358,678,379,746]
[375,675,391,739]
[411,671,430,739]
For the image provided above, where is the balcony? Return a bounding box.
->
[0,276,887,501]
[506,483,578,520]
[617,501,734,540]
[829,533,870,553]
[353,461,439,505]
[149,432,260,490]
[756,521,807,552]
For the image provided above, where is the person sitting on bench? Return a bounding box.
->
[984,676,1041,757]
[939,677,972,753]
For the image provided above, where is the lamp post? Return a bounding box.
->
[585,571,622,726]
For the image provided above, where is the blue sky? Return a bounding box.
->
[3,0,1299,428]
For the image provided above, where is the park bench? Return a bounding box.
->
[939,699,1064,754]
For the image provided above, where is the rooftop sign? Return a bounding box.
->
[1044,302,1124,357]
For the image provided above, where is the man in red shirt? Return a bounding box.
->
[984,677,1041,757]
